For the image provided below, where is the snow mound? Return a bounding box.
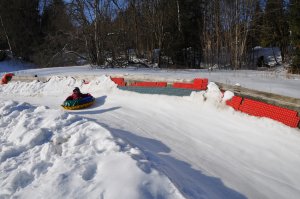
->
[222,91,234,102]
[189,82,229,106]
[83,75,117,93]
[0,75,116,97]
[0,101,183,199]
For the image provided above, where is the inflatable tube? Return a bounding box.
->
[61,96,95,110]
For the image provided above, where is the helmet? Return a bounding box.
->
[73,87,80,93]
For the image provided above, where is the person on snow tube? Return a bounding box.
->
[65,87,91,101]
[1,73,14,84]
[63,87,94,108]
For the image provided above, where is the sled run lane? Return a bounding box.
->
[1,75,300,199]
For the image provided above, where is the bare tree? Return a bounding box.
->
[0,14,12,54]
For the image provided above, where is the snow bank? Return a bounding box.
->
[0,75,117,97]
[188,82,233,107]
[0,101,183,199]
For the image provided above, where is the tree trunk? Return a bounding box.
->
[0,14,13,55]
[94,0,101,65]
[176,0,182,32]
[234,0,239,69]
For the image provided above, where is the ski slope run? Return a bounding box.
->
[1,75,300,199]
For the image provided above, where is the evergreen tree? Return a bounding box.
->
[171,0,203,67]
[290,0,300,73]
[0,0,40,60]
[262,0,289,62]
[41,0,73,34]
[33,0,74,66]
[249,0,263,47]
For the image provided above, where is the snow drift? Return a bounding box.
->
[0,75,116,97]
[0,101,183,199]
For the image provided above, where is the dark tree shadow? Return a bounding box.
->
[98,123,248,199]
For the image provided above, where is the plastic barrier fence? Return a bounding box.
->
[110,76,299,128]
[110,77,126,86]
[172,78,208,90]
[129,82,167,87]
[226,96,300,128]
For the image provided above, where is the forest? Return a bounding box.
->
[0,0,299,73]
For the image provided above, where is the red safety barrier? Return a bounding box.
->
[285,117,300,128]
[130,81,167,87]
[201,79,208,90]
[238,98,300,128]
[1,73,14,84]
[131,82,157,87]
[156,82,168,87]
[172,82,195,89]
[110,77,126,86]
[193,78,208,90]
[226,96,243,110]
[173,78,208,90]
[172,78,208,90]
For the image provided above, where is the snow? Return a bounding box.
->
[0,100,183,199]
[222,91,235,101]
[1,73,300,199]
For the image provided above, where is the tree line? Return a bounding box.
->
[0,0,299,73]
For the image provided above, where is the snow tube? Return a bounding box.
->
[1,73,14,84]
[61,96,95,110]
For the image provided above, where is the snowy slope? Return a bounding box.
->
[1,75,300,199]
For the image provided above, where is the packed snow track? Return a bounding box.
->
[1,75,300,199]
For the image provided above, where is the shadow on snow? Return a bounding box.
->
[71,95,247,199]
[73,95,121,115]
[98,123,247,199]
